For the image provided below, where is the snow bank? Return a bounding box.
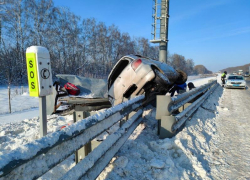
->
[97,83,223,179]
[0,86,38,114]
[0,76,225,179]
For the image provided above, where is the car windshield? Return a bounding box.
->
[228,76,244,80]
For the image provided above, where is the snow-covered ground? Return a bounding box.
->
[0,86,39,124]
[1,75,249,179]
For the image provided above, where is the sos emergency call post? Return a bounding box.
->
[26,46,53,137]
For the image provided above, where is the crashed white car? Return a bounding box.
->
[108,55,187,106]
[225,75,246,89]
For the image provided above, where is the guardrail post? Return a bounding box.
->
[74,110,101,164]
[178,103,192,113]
[74,111,84,163]
[160,116,176,138]
[156,95,173,137]
[74,111,91,163]
[156,95,171,118]
[155,95,193,138]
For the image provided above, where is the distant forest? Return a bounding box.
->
[0,0,211,85]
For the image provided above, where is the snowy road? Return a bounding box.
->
[245,77,250,95]
[211,83,250,179]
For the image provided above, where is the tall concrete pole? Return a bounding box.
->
[0,18,2,48]
[159,0,169,63]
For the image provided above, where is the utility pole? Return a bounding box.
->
[150,0,170,63]
[0,18,2,47]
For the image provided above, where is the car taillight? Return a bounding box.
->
[131,59,142,71]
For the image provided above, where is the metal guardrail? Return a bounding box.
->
[172,82,219,131]
[60,110,143,180]
[168,80,217,113]
[156,80,219,138]
[0,95,145,180]
[0,80,220,179]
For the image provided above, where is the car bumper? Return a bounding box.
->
[225,85,246,89]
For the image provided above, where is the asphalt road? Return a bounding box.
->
[245,76,250,88]
[211,76,250,179]
[244,76,250,96]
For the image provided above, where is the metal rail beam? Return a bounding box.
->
[60,110,143,180]
[168,80,217,113]
[0,95,145,179]
[172,83,219,131]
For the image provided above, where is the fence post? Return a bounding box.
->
[8,84,11,113]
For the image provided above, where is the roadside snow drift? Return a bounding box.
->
[3,76,247,179]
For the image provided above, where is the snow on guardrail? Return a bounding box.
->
[169,80,217,113]
[0,95,145,179]
[173,82,219,131]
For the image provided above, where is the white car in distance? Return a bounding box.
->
[225,75,246,89]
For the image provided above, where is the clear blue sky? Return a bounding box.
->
[53,0,250,72]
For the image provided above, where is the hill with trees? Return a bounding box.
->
[194,65,213,75]
[220,63,250,74]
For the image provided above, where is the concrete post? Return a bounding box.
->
[159,0,169,63]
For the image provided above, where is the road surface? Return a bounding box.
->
[211,77,250,179]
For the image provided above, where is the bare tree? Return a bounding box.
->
[134,37,150,57]
[186,59,195,75]
[0,1,163,83]
[170,54,187,71]
[1,0,30,84]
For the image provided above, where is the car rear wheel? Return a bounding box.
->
[175,70,187,85]
[154,69,171,88]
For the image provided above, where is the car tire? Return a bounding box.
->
[175,70,187,85]
[143,69,170,107]
[154,69,170,87]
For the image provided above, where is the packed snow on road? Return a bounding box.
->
[0,75,250,179]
